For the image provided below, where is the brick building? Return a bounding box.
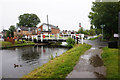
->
[14,26,37,37]
[36,23,60,35]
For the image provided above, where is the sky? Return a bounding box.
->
[0,0,95,32]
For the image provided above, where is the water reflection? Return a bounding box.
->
[21,47,39,61]
[2,46,68,78]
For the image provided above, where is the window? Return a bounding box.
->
[43,29,46,31]
[38,29,41,31]
[18,30,21,32]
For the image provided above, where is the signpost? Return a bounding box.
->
[100,24,105,40]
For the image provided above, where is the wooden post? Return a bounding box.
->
[41,34,43,42]
[63,34,64,39]
[57,34,59,39]
[81,34,84,44]
[49,34,50,39]
[71,34,72,38]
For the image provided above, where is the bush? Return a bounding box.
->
[66,37,75,48]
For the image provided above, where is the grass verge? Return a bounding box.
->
[1,40,35,49]
[101,47,119,79]
[89,35,101,40]
[21,43,91,79]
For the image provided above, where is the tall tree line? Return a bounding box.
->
[88,2,120,40]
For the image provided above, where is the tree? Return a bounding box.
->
[18,13,40,27]
[88,2,120,40]
[89,29,96,36]
[9,25,15,37]
[77,27,89,35]
[6,30,10,37]
[77,27,84,34]
[90,25,93,29]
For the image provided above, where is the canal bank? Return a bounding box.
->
[0,41,35,49]
[0,41,67,49]
[21,44,91,79]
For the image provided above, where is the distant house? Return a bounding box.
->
[36,23,60,35]
[14,26,37,37]
[2,29,7,38]
[60,30,72,35]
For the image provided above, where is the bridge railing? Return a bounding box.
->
[24,34,84,44]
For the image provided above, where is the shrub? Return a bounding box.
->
[66,37,75,48]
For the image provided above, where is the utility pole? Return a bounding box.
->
[47,15,49,32]
[100,24,105,40]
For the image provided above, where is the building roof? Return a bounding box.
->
[17,26,37,31]
[40,23,59,29]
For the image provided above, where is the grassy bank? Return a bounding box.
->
[101,47,119,79]
[1,40,35,49]
[89,35,101,40]
[21,44,91,79]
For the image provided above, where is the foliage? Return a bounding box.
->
[89,29,96,36]
[9,25,16,37]
[4,25,15,38]
[22,44,91,79]
[88,2,120,40]
[90,25,94,29]
[6,30,10,37]
[77,27,90,35]
[66,37,75,48]
[77,27,96,36]
[18,13,40,27]
[50,54,54,60]
[89,35,101,40]
[16,34,23,40]
[102,47,119,78]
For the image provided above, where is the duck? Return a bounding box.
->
[14,64,19,68]
[14,64,22,68]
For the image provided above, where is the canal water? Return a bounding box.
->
[1,46,68,78]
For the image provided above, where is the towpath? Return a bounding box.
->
[66,37,108,78]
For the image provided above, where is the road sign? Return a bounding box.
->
[43,35,45,38]
[114,34,118,37]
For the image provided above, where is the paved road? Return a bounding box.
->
[66,37,108,78]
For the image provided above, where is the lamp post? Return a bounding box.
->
[100,24,105,40]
